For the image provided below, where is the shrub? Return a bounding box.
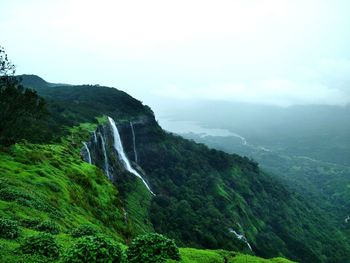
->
[127,233,181,263]
[35,221,60,235]
[27,150,46,163]
[20,217,42,228]
[0,187,31,201]
[69,171,93,190]
[18,233,60,259]
[44,181,61,192]
[0,218,20,239]
[0,178,10,189]
[62,235,122,263]
[70,224,98,238]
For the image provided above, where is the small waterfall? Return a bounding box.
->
[98,132,110,179]
[345,216,350,223]
[228,228,252,251]
[93,131,97,143]
[82,142,92,164]
[108,117,155,195]
[130,121,138,163]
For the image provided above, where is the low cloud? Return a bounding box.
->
[152,59,350,106]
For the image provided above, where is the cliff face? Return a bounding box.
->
[81,116,155,192]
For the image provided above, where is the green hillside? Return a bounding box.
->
[0,74,348,262]
[0,122,292,263]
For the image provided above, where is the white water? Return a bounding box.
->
[108,117,155,195]
[93,131,97,143]
[98,132,110,179]
[228,228,252,251]
[82,142,92,164]
[130,121,138,163]
[345,216,350,223]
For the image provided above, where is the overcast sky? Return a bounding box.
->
[1,0,350,108]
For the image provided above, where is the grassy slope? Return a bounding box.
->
[0,120,128,261]
[168,248,296,263]
[0,120,293,262]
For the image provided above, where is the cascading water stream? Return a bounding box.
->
[98,132,110,179]
[345,216,350,223]
[228,228,252,251]
[93,131,97,143]
[130,121,138,163]
[82,142,92,164]
[108,117,155,195]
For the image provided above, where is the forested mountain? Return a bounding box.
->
[0,75,348,262]
[157,99,350,261]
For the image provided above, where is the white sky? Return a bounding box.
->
[1,0,350,106]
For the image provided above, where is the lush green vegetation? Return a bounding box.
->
[183,130,350,259]
[127,233,180,263]
[0,48,47,146]
[168,248,295,263]
[132,128,349,262]
[0,73,332,262]
[62,235,123,263]
[18,233,60,259]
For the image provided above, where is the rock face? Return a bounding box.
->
[81,116,154,194]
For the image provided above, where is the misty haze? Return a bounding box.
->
[1,1,350,263]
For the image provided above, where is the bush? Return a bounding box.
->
[35,221,60,235]
[0,218,20,239]
[20,217,42,228]
[44,181,61,192]
[0,187,31,201]
[127,233,181,263]
[62,235,123,263]
[70,224,98,238]
[0,178,10,189]
[18,233,60,259]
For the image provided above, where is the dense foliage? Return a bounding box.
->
[17,74,154,143]
[34,220,60,235]
[127,233,180,263]
[0,217,20,239]
[0,48,47,145]
[70,224,98,238]
[0,74,343,262]
[18,233,60,259]
[62,235,123,263]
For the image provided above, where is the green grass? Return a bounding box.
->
[124,178,154,235]
[167,248,296,263]
[0,121,128,261]
[0,120,294,262]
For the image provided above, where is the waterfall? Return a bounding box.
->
[98,132,110,179]
[130,121,138,163]
[228,228,252,251]
[108,117,155,195]
[82,142,92,164]
[345,216,350,223]
[93,131,97,143]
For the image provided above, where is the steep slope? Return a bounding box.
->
[0,122,292,263]
[13,75,350,262]
[0,122,127,239]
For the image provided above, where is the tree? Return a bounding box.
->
[0,46,47,145]
[127,233,181,263]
